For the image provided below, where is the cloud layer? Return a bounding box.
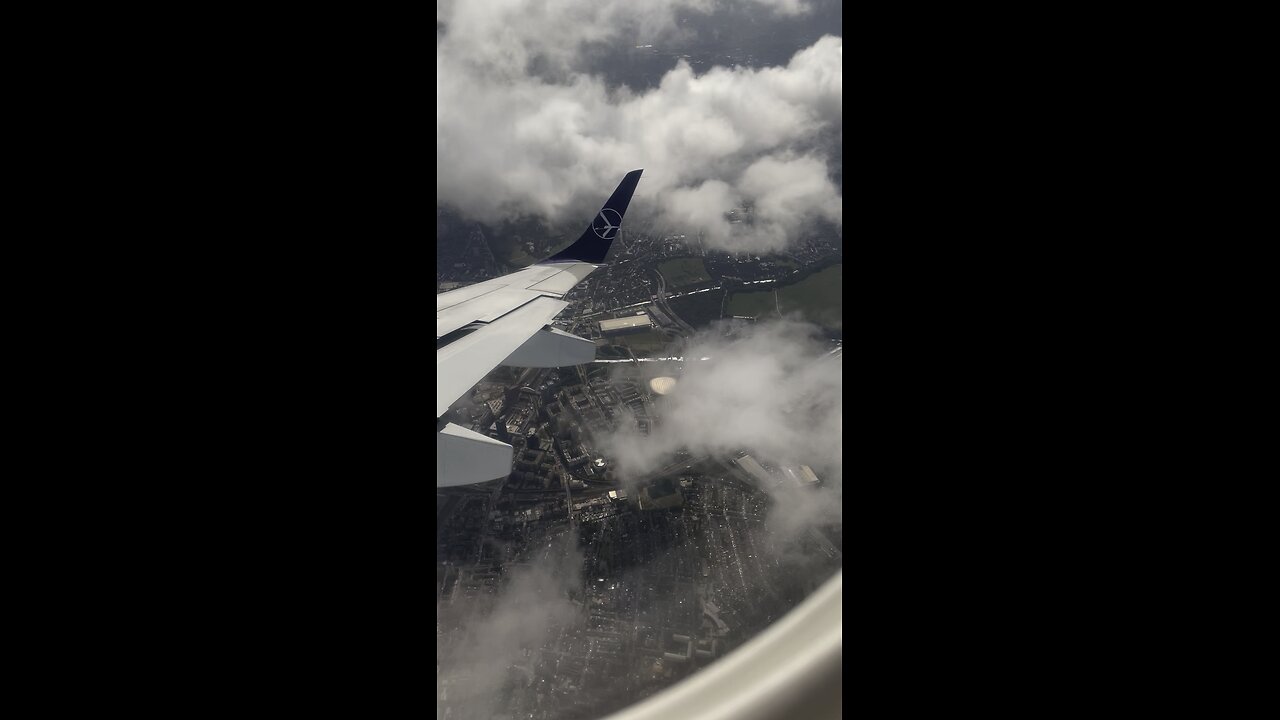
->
[438,530,583,718]
[599,320,843,538]
[437,0,841,253]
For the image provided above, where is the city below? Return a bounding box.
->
[437,218,842,720]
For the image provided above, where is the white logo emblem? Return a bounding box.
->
[592,208,622,239]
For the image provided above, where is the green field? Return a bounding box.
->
[616,329,672,356]
[726,290,780,319]
[658,257,712,289]
[777,264,841,329]
[726,263,842,330]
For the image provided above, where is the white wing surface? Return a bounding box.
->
[436,169,643,486]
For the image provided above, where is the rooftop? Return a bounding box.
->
[599,314,653,333]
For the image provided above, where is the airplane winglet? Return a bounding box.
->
[542,169,643,264]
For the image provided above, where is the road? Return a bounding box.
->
[653,269,697,334]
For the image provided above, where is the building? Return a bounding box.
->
[599,312,653,336]
[782,465,821,486]
[638,477,684,510]
[735,455,777,490]
[799,465,820,484]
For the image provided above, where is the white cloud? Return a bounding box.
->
[438,530,584,718]
[746,0,813,15]
[662,180,737,245]
[437,0,841,253]
[600,320,840,477]
[597,320,842,542]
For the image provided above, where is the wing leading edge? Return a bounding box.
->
[436,169,643,487]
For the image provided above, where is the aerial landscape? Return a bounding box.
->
[437,1,841,718]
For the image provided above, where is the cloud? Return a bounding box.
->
[662,179,737,245]
[746,0,813,15]
[438,530,584,718]
[597,319,842,543]
[600,320,841,479]
[437,321,844,714]
[437,0,841,253]
[733,154,843,250]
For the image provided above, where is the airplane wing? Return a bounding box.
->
[437,169,643,487]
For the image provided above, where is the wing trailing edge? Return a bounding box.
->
[437,423,514,487]
[436,168,646,487]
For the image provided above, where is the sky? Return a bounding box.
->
[436,0,842,254]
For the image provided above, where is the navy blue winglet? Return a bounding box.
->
[541,169,643,264]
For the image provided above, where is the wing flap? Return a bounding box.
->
[501,326,597,368]
[435,266,563,313]
[436,296,569,417]
[436,280,506,312]
[437,422,513,487]
[436,288,550,339]
[435,265,600,339]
